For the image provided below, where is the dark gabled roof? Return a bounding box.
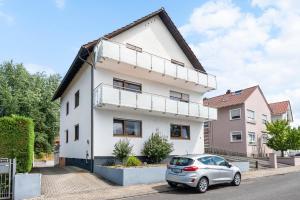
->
[52,8,205,100]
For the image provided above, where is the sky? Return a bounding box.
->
[0,0,299,126]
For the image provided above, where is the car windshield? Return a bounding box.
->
[170,157,194,166]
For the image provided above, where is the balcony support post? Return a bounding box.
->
[135,93,138,110]
[162,60,166,76]
[174,65,178,80]
[118,89,121,107]
[118,45,121,64]
[134,51,137,69]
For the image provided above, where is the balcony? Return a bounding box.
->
[95,39,217,93]
[94,83,217,122]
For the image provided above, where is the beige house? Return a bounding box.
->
[204,86,273,157]
[269,101,293,123]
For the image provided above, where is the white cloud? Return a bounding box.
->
[181,0,300,127]
[24,63,56,75]
[54,0,65,9]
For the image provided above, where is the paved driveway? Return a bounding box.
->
[32,166,115,197]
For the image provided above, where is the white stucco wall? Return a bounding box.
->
[93,109,204,157]
[112,15,194,69]
[59,62,91,159]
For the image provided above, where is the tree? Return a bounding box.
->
[0,60,61,157]
[266,120,300,157]
[113,139,133,164]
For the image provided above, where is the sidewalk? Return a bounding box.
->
[31,165,300,200]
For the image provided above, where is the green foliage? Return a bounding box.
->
[124,156,142,167]
[0,115,35,172]
[142,132,173,163]
[113,139,133,163]
[0,61,61,155]
[266,120,300,157]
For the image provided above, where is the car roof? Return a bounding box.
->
[173,154,217,159]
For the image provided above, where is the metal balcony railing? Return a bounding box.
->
[96,39,217,90]
[94,83,217,121]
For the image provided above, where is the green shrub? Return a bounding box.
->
[113,139,133,164]
[142,132,173,164]
[0,115,35,172]
[125,156,142,167]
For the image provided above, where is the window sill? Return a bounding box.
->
[230,118,241,121]
[170,137,190,140]
[113,135,142,138]
[248,143,257,146]
[230,141,242,143]
[247,120,256,124]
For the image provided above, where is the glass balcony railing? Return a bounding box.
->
[94,83,217,121]
[96,39,217,90]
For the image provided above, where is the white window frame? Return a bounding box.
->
[248,132,256,145]
[229,108,241,120]
[230,131,242,142]
[262,114,268,124]
[262,132,268,144]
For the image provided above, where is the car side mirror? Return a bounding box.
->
[226,162,232,168]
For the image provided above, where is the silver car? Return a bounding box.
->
[165,154,241,193]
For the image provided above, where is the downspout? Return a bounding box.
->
[78,46,96,172]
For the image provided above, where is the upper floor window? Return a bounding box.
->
[75,90,80,108]
[247,109,255,123]
[248,132,256,145]
[230,131,242,142]
[171,59,185,67]
[204,122,209,128]
[170,124,190,140]
[262,114,268,124]
[113,78,142,93]
[113,118,142,137]
[230,108,241,120]
[65,130,69,143]
[262,133,268,144]
[170,91,189,103]
[74,124,79,141]
[126,43,142,52]
[66,102,69,115]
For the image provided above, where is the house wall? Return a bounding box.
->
[112,15,194,70]
[59,62,91,160]
[207,104,247,155]
[245,88,272,157]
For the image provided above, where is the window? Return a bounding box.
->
[170,157,194,166]
[213,156,227,166]
[65,130,69,143]
[262,133,268,144]
[247,109,255,123]
[113,118,142,137]
[66,102,69,115]
[170,124,190,139]
[198,156,214,165]
[126,43,142,52]
[170,91,189,102]
[230,108,241,120]
[204,122,209,128]
[75,90,79,108]
[74,124,79,141]
[230,131,242,142]
[171,59,185,67]
[262,114,268,124]
[113,78,142,93]
[248,132,256,145]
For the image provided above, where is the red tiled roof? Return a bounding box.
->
[203,86,258,108]
[269,101,290,115]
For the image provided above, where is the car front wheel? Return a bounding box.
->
[232,173,241,186]
[196,177,209,193]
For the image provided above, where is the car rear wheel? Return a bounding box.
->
[196,177,208,193]
[232,173,241,186]
[167,181,177,188]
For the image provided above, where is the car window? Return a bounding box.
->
[170,157,194,166]
[213,156,226,166]
[198,156,214,165]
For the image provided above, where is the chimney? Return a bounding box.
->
[226,89,231,94]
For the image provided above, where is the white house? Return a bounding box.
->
[52,8,217,171]
[269,101,293,123]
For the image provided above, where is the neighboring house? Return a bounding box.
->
[204,86,272,157]
[52,8,217,171]
[269,101,293,123]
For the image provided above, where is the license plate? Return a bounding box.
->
[171,168,182,173]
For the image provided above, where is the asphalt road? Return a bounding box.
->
[125,172,300,200]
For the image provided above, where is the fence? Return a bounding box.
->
[0,159,15,200]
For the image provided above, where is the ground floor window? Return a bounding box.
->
[248,132,256,145]
[113,118,142,137]
[170,124,190,139]
[230,131,242,142]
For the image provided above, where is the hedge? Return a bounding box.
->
[0,115,35,172]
